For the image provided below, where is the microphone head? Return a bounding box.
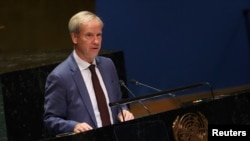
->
[119,80,125,86]
[130,79,139,85]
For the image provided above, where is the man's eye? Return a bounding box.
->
[86,33,93,37]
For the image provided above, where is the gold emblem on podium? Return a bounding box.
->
[172,112,208,141]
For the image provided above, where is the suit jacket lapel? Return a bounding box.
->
[69,53,98,127]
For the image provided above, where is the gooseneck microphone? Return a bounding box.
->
[130,79,162,92]
[131,79,215,101]
[130,79,176,97]
[119,80,151,115]
[130,79,184,107]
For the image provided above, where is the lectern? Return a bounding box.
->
[40,88,250,141]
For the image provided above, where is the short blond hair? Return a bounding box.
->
[68,11,103,33]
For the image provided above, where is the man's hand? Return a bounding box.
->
[118,110,134,122]
[74,122,93,133]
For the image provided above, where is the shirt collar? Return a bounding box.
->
[73,50,96,71]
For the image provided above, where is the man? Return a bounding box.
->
[43,11,134,136]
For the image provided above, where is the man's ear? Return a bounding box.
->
[71,33,78,44]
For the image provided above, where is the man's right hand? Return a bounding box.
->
[74,122,93,133]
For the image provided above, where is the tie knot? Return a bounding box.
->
[89,64,96,73]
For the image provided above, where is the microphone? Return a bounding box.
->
[111,81,214,109]
[119,80,151,115]
[130,79,161,92]
[130,79,176,97]
[130,79,184,107]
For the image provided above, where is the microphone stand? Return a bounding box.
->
[119,80,151,115]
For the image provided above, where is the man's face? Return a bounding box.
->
[71,18,103,62]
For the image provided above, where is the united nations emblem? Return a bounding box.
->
[172,112,208,141]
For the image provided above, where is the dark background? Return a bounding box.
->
[1,0,250,94]
[0,0,94,74]
[1,0,250,141]
[96,0,250,96]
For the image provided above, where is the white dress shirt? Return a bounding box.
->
[73,50,113,127]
